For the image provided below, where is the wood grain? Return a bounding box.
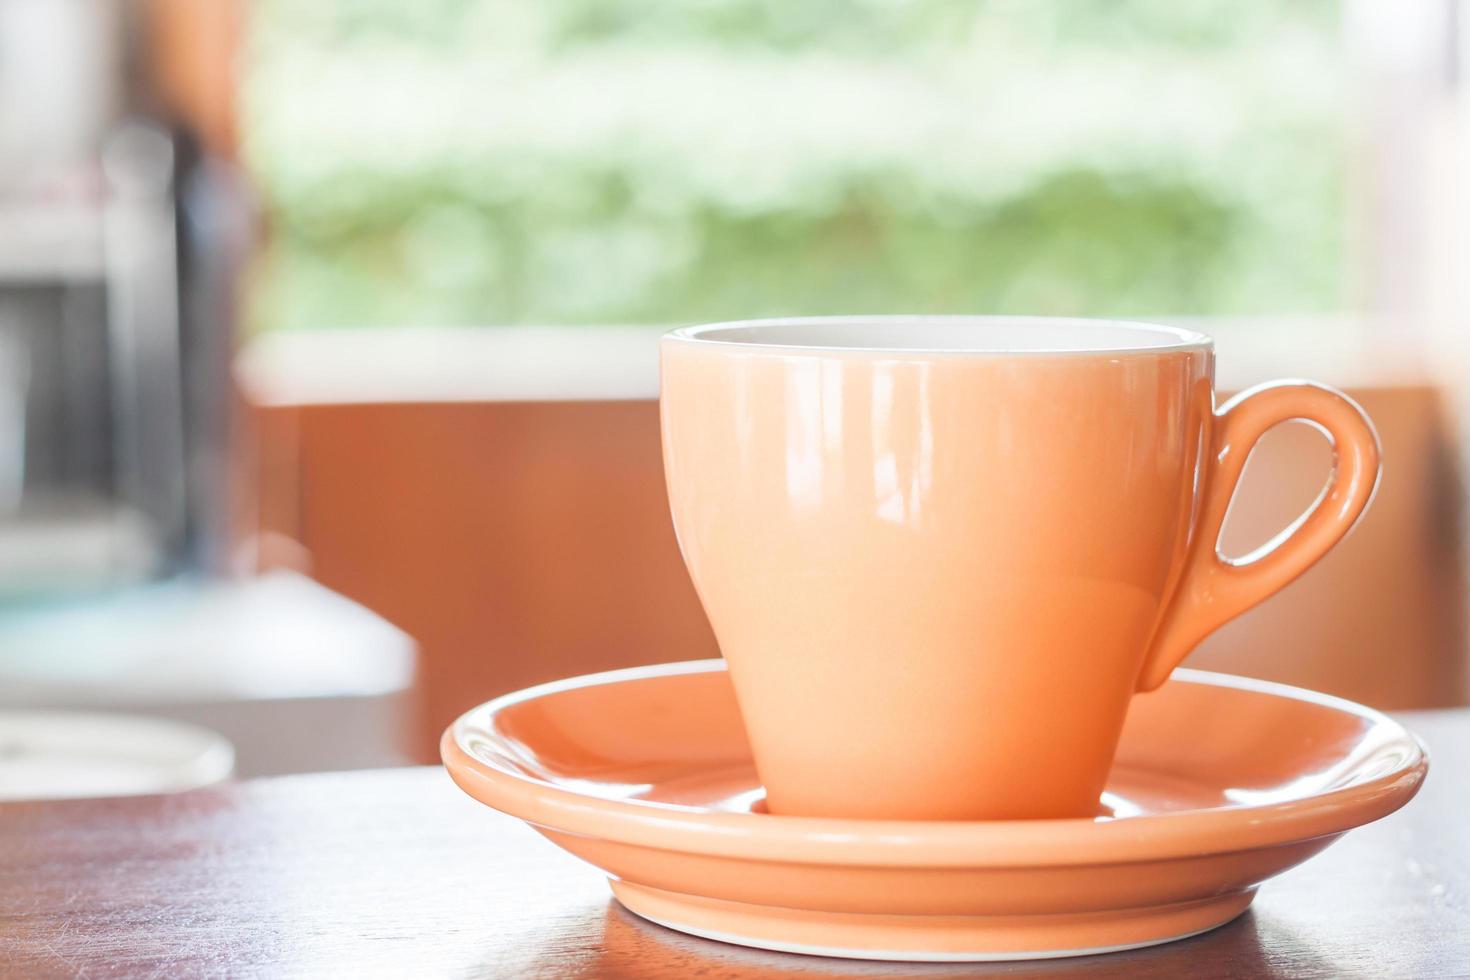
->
[1,711,1464,979]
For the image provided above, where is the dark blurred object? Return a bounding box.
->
[0,128,185,592]
[237,324,1470,761]
[0,1,412,779]
[0,0,250,593]
[144,0,251,574]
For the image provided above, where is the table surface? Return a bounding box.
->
[2,710,1465,980]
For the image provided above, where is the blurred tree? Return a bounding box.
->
[241,0,1345,330]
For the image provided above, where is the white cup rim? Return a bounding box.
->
[664,315,1213,357]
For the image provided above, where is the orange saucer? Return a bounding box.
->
[442,661,1427,961]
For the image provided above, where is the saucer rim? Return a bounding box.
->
[442,660,1427,868]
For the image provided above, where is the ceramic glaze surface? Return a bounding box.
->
[659,316,1381,819]
[442,661,1426,961]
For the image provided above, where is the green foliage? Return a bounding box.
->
[242,0,1346,330]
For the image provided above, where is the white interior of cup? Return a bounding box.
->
[667,316,1211,355]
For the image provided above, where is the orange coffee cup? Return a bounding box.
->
[660,316,1380,820]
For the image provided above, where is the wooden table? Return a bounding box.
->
[3,711,1465,979]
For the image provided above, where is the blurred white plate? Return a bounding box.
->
[0,711,234,801]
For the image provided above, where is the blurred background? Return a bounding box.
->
[0,0,1466,791]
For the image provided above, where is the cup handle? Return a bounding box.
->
[1136,380,1382,692]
